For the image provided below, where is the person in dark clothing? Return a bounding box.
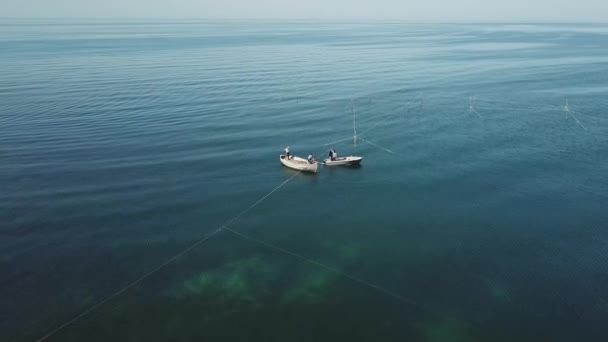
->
[329,148,337,161]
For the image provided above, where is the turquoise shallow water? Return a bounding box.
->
[1,19,608,341]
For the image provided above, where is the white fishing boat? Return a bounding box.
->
[280,155,318,173]
[323,156,363,166]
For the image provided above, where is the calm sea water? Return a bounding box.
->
[1,19,608,341]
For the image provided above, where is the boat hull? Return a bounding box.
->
[323,156,363,166]
[280,155,318,173]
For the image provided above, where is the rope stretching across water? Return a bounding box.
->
[223,226,423,308]
[35,170,303,341]
[35,227,224,342]
[34,147,425,341]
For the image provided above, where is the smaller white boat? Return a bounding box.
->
[323,156,363,166]
[280,155,318,173]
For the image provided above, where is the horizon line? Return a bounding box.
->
[0,17,607,25]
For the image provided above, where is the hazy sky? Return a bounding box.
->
[3,0,607,21]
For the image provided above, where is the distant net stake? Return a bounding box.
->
[352,98,357,147]
[468,95,482,118]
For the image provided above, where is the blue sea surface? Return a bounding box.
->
[1,19,608,341]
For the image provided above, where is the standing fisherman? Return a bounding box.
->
[328,148,337,161]
[284,146,290,159]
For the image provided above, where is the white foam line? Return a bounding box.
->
[223,171,301,227]
[471,107,483,118]
[571,109,608,122]
[358,113,398,136]
[567,110,588,130]
[359,138,396,155]
[323,136,353,146]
